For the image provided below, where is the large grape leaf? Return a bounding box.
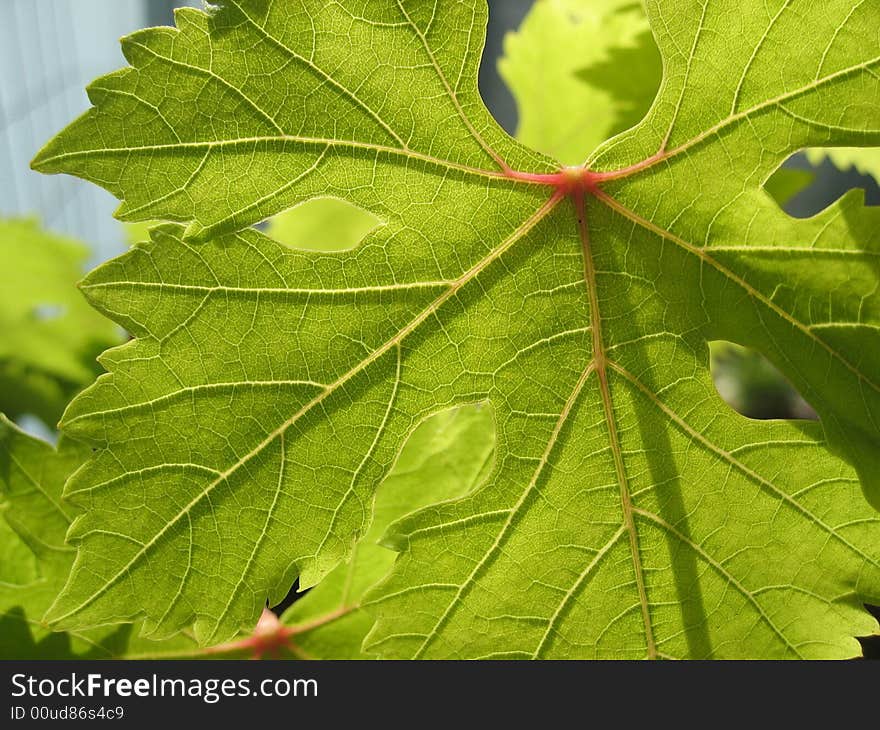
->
[0,219,119,425]
[32,0,880,657]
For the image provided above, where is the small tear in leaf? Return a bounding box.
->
[710,341,817,421]
[261,197,382,252]
[377,402,496,552]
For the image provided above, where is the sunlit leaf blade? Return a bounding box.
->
[47,197,553,644]
[0,219,119,424]
[0,403,493,661]
[0,414,262,659]
[281,404,494,659]
[103,407,493,660]
[33,0,880,657]
[31,1,551,241]
[585,0,880,504]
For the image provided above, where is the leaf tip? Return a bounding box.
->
[30,139,56,173]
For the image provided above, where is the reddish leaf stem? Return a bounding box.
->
[204,605,356,659]
[504,165,602,195]
[502,150,666,195]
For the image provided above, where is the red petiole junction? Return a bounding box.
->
[497,148,668,200]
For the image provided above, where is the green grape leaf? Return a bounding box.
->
[32,0,880,657]
[280,404,494,659]
[0,219,120,425]
[498,0,658,164]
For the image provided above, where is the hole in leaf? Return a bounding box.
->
[763,165,817,209]
[269,578,306,618]
[261,197,382,252]
[764,149,880,217]
[710,341,816,421]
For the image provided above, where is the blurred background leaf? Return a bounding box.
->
[498,0,653,164]
[0,218,120,426]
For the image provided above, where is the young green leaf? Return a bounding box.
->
[32,0,880,657]
[499,0,659,164]
[0,219,119,425]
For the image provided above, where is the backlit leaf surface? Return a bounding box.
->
[33,0,880,657]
